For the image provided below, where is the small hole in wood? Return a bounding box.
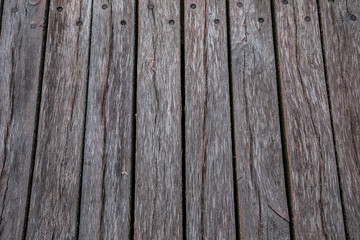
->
[305,16,311,22]
[237,2,243,8]
[214,19,220,24]
[350,15,357,21]
[282,0,288,4]
[190,4,196,9]
[11,7,18,13]
[121,20,127,25]
[102,4,108,10]
[169,20,175,25]
[148,4,154,10]
[30,23,36,29]
[76,20,83,26]
[258,18,264,23]
[57,7,63,12]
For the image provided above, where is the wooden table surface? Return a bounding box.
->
[0,0,359,239]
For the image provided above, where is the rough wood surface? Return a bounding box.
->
[274,0,346,238]
[79,1,135,239]
[0,0,46,238]
[25,1,91,239]
[229,0,290,239]
[319,0,360,238]
[134,1,183,239]
[184,1,236,239]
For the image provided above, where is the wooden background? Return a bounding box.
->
[0,0,359,239]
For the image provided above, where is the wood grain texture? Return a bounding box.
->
[319,0,360,238]
[184,1,236,239]
[79,1,135,239]
[274,0,346,238]
[0,0,46,238]
[25,1,91,239]
[229,0,290,239]
[134,1,183,239]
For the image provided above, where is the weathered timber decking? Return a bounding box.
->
[0,0,359,239]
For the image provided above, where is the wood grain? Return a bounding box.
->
[273,0,346,238]
[318,0,360,238]
[25,1,91,239]
[184,0,236,239]
[0,0,47,239]
[229,0,290,238]
[79,1,135,239]
[134,1,183,239]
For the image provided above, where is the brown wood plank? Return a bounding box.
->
[184,1,236,238]
[229,0,290,238]
[25,1,91,239]
[134,1,183,239]
[0,0,47,238]
[273,0,346,238]
[318,0,360,238]
[79,1,135,239]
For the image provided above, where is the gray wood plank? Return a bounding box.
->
[79,1,135,239]
[0,0,47,238]
[229,0,290,238]
[184,0,236,239]
[273,0,346,238]
[25,1,91,239]
[134,1,183,239]
[318,0,360,238]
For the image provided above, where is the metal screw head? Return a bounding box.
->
[57,7,63,12]
[102,4,108,10]
[258,18,264,23]
[121,20,127,25]
[328,0,335,3]
[30,23,36,29]
[282,0,288,4]
[76,20,83,26]
[305,16,311,22]
[237,2,243,8]
[169,20,175,25]
[350,15,357,21]
[214,19,220,24]
[190,4,196,9]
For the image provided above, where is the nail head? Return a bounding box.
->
[102,4,108,10]
[11,7,18,13]
[57,7,63,12]
[121,20,127,25]
[148,4,154,10]
[350,15,357,21]
[214,19,220,24]
[169,20,175,25]
[237,2,243,8]
[282,0,288,4]
[305,16,311,22]
[328,0,334,2]
[258,18,264,23]
[190,4,196,9]
[30,23,36,29]
[76,20,83,26]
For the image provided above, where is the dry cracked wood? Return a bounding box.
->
[229,0,290,238]
[134,1,183,239]
[319,0,360,238]
[274,0,345,238]
[184,0,236,239]
[79,0,135,239]
[26,1,91,239]
[0,0,47,239]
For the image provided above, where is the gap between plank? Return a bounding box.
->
[269,1,296,239]
[0,0,5,38]
[129,0,139,239]
[180,0,187,240]
[315,1,349,238]
[75,0,95,239]
[22,0,51,239]
[225,1,241,239]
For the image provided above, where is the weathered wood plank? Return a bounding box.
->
[26,1,91,239]
[273,0,346,238]
[184,1,236,239]
[319,0,360,238]
[79,1,135,239]
[134,1,183,239]
[229,0,290,238]
[0,0,47,238]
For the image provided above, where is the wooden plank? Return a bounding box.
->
[134,1,183,239]
[79,1,135,239]
[25,1,91,239]
[0,0,47,238]
[273,0,346,238]
[184,1,236,238]
[229,0,290,238]
[318,0,360,238]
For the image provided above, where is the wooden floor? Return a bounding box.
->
[0,0,359,239]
